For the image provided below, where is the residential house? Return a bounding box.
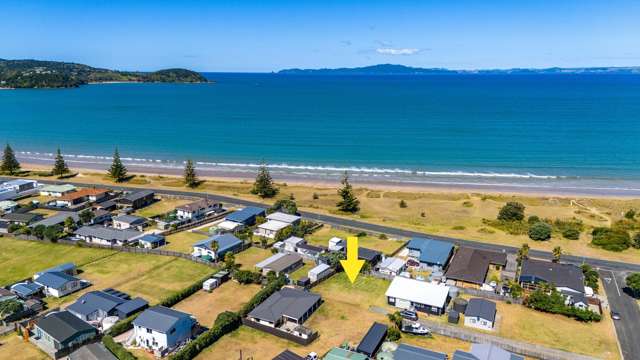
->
[297,243,326,260]
[39,184,77,197]
[328,237,345,252]
[247,288,321,328]
[31,311,97,358]
[56,188,109,207]
[94,200,117,212]
[308,263,332,283]
[34,262,77,279]
[0,288,18,302]
[444,247,507,288]
[385,276,450,315]
[10,282,43,299]
[406,238,454,270]
[0,179,39,201]
[283,236,306,252]
[34,272,85,298]
[192,233,243,261]
[0,200,18,213]
[139,234,166,249]
[323,348,368,360]
[255,253,304,276]
[464,298,497,331]
[356,322,388,358]
[254,212,301,239]
[90,209,112,225]
[519,259,588,308]
[453,343,524,360]
[112,214,147,230]
[30,211,80,229]
[1,212,43,226]
[176,198,223,220]
[376,257,406,276]
[358,247,382,266]
[273,350,305,360]
[133,306,196,354]
[224,206,266,226]
[394,343,447,360]
[74,225,143,246]
[117,190,155,210]
[68,290,148,324]
[68,343,118,360]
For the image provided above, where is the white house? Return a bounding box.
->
[376,257,406,276]
[464,298,497,331]
[39,184,77,197]
[0,179,39,201]
[0,200,18,214]
[133,306,196,355]
[385,276,450,315]
[283,236,305,252]
[253,220,291,239]
[266,212,301,225]
[74,226,143,246]
[308,263,332,283]
[176,199,222,220]
[328,237,345,251]
[112,214,147,230]
[34,272,85,298]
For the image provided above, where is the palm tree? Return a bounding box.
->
[552,246,562,263]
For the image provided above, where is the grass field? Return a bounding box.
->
[173,282,260,327]
[19,168,640,265]
[134,197,191,218]
[288,261,315,281]
[0,237,115,286]
[234,246,272,270]
[0,334,49,360]
[306,226,406,255]
[163,231,209,253]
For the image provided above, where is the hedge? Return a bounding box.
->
[159,273,216,308]
[169,311,241,360]
[107,313,140,337]
[103,335,138,360]
[239,275,287,317]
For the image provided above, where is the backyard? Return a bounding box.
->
[234,246,273,270]
[0,333,49,360]
[305,226,406,255]
[134,197,191,218]
[163,230,209,253]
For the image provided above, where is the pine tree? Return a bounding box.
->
[108,148,128,182]
[251,164,278,198]
[52,148,69,177]
[184,159,199,188]
[0,144,20,175]
[337,172,360,213]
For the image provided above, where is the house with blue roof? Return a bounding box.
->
[224,206,266,226]
[34,262,77,280]
[133,306,196,354]
[406,238,454,270]
[139,234,166,249]
[10,282,44,299]
[67,290,148,324]
[34,272,86,298]
[192,233,243,261]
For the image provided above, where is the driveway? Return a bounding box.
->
[599,270,640,360]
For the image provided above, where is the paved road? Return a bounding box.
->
[600,270,640,360]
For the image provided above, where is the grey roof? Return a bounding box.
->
[35,272,79,289]
[519,259,585,293]
[113,214,146,224]
[133,306,194,333]
[68,343,117,360]
[453,344,524,360]
[395,343,447,360]
[121,190,154,202]
[356,322,388,356]
[75,225,142,242]
[464,298,496,322]
[445,247,507,285]
[176,198,220,212]
[67,291,126,316]
[139,234,165,244]
[36,311,95,343]
[358,247,382,262]
[256,253,303,273]
[297,242,325,254]
[115,297,148,315]
[273,350,305,360]
[248,288,321,323]
[31,212,79,228]
[1,212,42,223]
[95,200,116,209]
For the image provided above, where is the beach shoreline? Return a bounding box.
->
[18,158,640,199]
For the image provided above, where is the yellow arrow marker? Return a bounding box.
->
[340,236,365,284]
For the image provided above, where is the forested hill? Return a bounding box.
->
[0,59,209,88]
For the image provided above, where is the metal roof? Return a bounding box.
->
[67,291,126,316]
[519,259,585,293]
[133,306,194,333]
[272,350,305,360]
[454,344,524,360]
[255,253,303,273]
[139,234,165,244]
[10,282,43,297]
[36,311,95,343]
[74,225,143,242]
[36,262,76,276]
[31,212,79,228]
[68,343,117,360]
[407,238,454,266]
[308,263,331,276]
[445,247,507,285]
[225,206,265,223]
[324,348,368,360]
[35,272,79,289]
[113,214,146,224]
[356,322,388,356]
[464,298,496,322]
[193,233,242,254]
[266,212,301,224]
[385,276,450,308]
[115,297,148,315]
[121,190,154,202]
[395,343,447,360]
[248,287,320,323]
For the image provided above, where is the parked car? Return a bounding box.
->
[400,309,418,321]
[306,352,319,360]
[611,311,621,320]
[401,321,431,335]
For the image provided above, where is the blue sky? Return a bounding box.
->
[2,0,639,72]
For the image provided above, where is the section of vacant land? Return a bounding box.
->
[163,230,209,253]
[135,197,191,218]
[0,237,115,286]
[173,282,260,327]
[234,246,272,270]
[306,226,406,255]
[402,334,472,357]
[0,334,49,360]
[196,326,302,360]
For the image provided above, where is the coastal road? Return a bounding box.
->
[599,270,640,360]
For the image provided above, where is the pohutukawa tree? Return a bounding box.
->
[52,148,70,176]
[184,159,199,188]
[1,144,21,175]
[108,148,128,182]
[337,171,360,213]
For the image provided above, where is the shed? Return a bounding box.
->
[308,263,332,283]
[394,343,447,360]
[448,310,460,324]
[356,322,388,357]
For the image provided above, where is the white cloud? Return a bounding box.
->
[376,48,420,55]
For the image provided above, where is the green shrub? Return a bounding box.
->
[562,228,581,240]
[462,201,473,208]
[399,200,408,208]
[452,225,466,230]
[356,231,367,237]
[497,202,525,222]
[233,270,262,284]
[386,327,402,341]
[107,313,139,336]
[525,289,601,322]
[483,219,528,235]
[527,215,540,224]
[379,233,388,240]
[633,233,640,249]
[591,227,631,252]
[581,264,599,293]
[529,222,552,241]
[159,273,215,308]
[103,335,137,360]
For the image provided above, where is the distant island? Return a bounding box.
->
[0,59,209,88]
[278,63,640,75]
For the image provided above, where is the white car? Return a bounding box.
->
[306,352,319,360]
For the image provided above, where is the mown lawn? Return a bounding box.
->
[0,334,49,360]
[234,247,272,270]
[288,261,315,281]
[163,230,209,253]
[0,237,115,286]
[134,198,191,218]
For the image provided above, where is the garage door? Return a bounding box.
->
[396,298,411,309]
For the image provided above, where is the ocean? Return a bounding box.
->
[2,73,640,195]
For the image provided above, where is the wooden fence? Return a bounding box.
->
[241,319,318,346]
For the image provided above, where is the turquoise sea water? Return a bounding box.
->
[2,73,640,193]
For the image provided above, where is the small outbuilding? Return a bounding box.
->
[356,322,388,357]
[464,298,497,331]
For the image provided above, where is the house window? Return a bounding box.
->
[146,328,152,333]
[170,328,175,334]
